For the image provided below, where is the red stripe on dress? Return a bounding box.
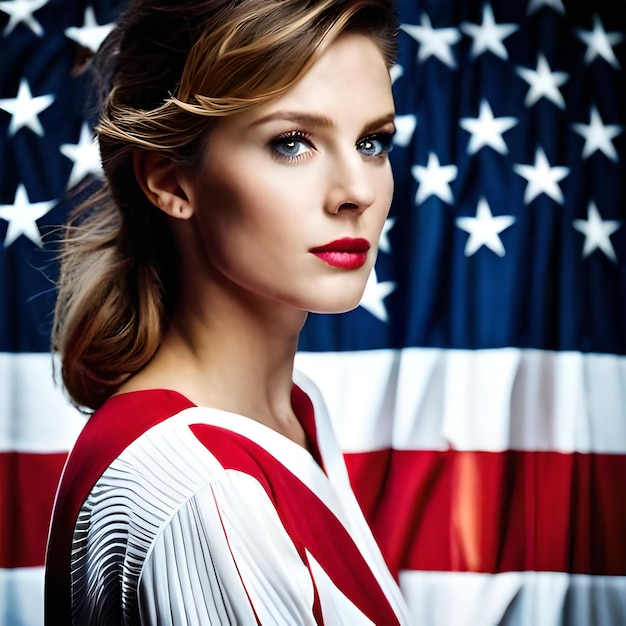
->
[345,449,626,578]
[0,451,67,568]
[291,384,325,471]
[190,424,400,626]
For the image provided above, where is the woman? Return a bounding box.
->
[45,0,408,623]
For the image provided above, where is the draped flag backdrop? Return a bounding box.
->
[0,0,624,624]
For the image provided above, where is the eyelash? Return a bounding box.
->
[270,130,395,163]
[357,132,395,158]
[270,130,313,162]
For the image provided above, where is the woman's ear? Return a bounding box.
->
[133,151,194,219]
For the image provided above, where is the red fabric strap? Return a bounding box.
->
[190,423,400,625]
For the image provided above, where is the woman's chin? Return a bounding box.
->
[306,292,366,315]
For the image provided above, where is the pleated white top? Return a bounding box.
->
[69,371,410,625]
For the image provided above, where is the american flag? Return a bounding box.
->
[1,1,624,624]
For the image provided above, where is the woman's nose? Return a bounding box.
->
[324,151,377,215]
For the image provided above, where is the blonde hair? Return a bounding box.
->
[53,0,398,410]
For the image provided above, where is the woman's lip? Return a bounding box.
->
[311,251,368,269]
[309,237,370,253]
[309,239,370,269]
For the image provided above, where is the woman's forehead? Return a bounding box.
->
[229,34,394,128]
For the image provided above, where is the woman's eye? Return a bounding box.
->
[271,133,312,159]
[357,132,395,157]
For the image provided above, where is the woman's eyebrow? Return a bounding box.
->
[251,110,397,135]
[251,111,335,128]
[361,112,396,135]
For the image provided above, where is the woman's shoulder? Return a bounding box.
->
[87,381,333,519]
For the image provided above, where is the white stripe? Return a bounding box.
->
[398,570,626,626]
[0,352,83,453]
[306,551,375,625]
[6,348,625,454]
[295,348,626,453]
[5,566,624,626]
[0,566,44,626]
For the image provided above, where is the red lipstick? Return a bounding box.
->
[309,237,370,269]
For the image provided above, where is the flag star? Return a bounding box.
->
[456,197,515,257]
[64,6,115,53]
[527,0,565,15]
[513,147,570,205]
[378,218,395,254]
[0,0,47,37]
[571,105,624,162]
[60,122,103,188]
[0,184,56,247]
[460,99,518,155]
[0,78,54,137]
[390,64,404,84]
[576,14,624,69]
[516,54,569,109]
[573,201,621,262]
[412,152,458,205]
[359,269,396,322]
[393,114,417,147]
[460,3,519,60]
[400,14,461,69]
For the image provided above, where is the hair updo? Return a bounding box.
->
[53,0,398,410]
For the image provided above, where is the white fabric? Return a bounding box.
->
[70,372,409,625]
[0,352,84,453]
[295,348,626,452]
[306,551,375,625]
[399,570,626,626]
[3,567,625,626]
[3,349,624,454]
[0,567,45,626]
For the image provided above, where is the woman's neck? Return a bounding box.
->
[118,278,309,446]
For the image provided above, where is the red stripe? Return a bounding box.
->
[190,424,400,625]
[3,445,623,584]
[0,451,67,568]
[345,449,626,578]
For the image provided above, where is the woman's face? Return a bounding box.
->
[180,33,396,315]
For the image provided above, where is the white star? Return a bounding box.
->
[527,0,565,15]
[516,54,569,109]
[0,78,54,137]
[576,14,624,69]
[393,114,417,147]
[571,105,624,162]
[378,218,395,254]
[390,64,404,84]
[412,152,458,205]
[64,7,115,53]
[460,4,519,60]
[0,184,56,247]
[573,201,621,262]
[400,14,461,69]
[359,269,396,322]
[459,99,518,155]
[513,147,570,205]
[456,197,515,257]
[60,122,103,188]
[0,0,47,37]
